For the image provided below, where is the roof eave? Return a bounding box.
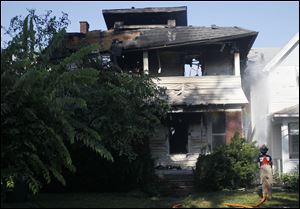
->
[273,114,299,118]
[123,31,258,52]
[262,32,299,73]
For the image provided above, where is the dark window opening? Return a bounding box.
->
[169,115,188,154]
[117,52,143,74]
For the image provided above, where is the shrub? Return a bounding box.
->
[42,138,156,193]
[279,166,299,191]
[194,150,233,191]
[194,132,259,191]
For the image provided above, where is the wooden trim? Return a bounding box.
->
[234,52,240,76]
[143,51,149,74]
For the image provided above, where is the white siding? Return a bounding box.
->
[280,45,299,67]
[149,125,169,160]
[153,76,248,105]
[149,120,210,169]
[269,66,299,114]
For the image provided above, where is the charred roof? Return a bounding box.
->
[66,6,258,60]
[98,26,257,60]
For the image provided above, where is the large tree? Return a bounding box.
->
[1,10,169,194]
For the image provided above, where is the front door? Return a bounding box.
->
[169,116,188,154]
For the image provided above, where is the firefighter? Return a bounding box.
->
[257,144,273,199]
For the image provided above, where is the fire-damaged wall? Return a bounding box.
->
[149,113,208,169]
[149,111,243,169]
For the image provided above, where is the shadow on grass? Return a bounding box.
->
[263,196,299,208]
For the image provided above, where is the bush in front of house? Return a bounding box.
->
[194,132,259,191]
[42,139,157,193]
[279,166,299,191]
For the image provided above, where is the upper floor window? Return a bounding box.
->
[184,57,205,77]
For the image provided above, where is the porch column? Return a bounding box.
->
[281,121,289,173]
[157,50,161,74]
[143,51,149,75]
[234,52,240,76]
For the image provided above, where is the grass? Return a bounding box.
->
[1,189,299,208]
[1,191,179,208]
[182,189,299,208]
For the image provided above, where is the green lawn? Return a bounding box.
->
[182,190,299,208]
[1,189,299,208]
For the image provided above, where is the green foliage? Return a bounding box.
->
[276,166,299,191]
[2,9,169,196]
[2,9,70,51]
[86,71,168,160]
[194,132,259,191]
[1,11,111,195]
[50,139,157,193]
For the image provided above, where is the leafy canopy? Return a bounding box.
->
[1,9,169,194]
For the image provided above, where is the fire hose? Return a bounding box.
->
[224,177,270,208]
[223,196,267,208]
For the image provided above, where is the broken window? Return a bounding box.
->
[211,112,226,150]
[289,123,299,159]
[184,56,204,77]
[169,115,188,154]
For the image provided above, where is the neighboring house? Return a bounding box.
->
[245,33,299,174]
[65,6,258,171]
[241,47,281,140]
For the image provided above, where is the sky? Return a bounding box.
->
[1,1,299,48]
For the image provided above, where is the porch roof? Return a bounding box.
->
[102,26,258,59]
[153,76,248,106]
[273,104,299,118]
[66,26,257,59]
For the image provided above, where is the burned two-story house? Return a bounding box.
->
[66,6,258,171]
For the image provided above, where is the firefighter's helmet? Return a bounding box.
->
[260,144,269,154]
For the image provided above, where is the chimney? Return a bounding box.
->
[80,21,89,34]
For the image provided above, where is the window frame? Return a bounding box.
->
[288,122,299,159]
[211,112,226,150]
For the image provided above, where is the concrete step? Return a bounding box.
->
[155,173,195,196]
